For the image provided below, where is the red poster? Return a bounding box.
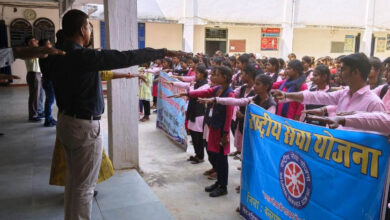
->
[261,37,278,51]
[261,28,280,34]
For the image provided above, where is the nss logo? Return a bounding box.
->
[279,151,312,209]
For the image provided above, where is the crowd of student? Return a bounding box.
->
[135,50,390,213]
[2,9,390,219]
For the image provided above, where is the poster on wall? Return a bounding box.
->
[229,40,246,52]
[344,35,354,52]
[377,37,386,53]
[387,34,390,50]
[261,28,280,51]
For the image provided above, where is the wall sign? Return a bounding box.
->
[261,28,280,51]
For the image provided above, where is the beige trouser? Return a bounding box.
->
[57,113,103,220]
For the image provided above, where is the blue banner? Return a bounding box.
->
[156,72,188,150]
[240,104,390,220]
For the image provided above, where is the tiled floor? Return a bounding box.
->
[0,87,173,220]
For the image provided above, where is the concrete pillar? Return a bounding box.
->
[183,23,194,52]
[181,0,195,52]
[360,0,375,55]
[104,0,139,170]
[279,0,296,59]
[361,28,373,56]
[280,25,294,59]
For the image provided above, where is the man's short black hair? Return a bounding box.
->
[24,36,34,46]
[62,9,89,38]
[340,53,371,81]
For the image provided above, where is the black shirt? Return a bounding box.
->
[43,41,166,116]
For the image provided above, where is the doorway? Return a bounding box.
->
[205,40,226,57]
[205,28,227,57]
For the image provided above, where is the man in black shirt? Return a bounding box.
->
[46,9,186,220]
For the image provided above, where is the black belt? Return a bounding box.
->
[63,111,101,120]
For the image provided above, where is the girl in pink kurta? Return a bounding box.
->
[230,64,259,154]
[169,66,234,197]
[170,64,210,164]
[199,74,277,145]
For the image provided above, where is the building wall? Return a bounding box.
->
[292,28,362,60]
[136,0,390,29]
[1,5,60,84]
[295,0,366,27]
[137,0,183,21]
[227,26,279,57]
[196,0,284,24]
[145,22,183,50]
[193,25,205,54]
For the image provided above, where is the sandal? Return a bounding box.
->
[208,172,217,180]
[139,116,150,122]
[229,151,239,157]
[203,168,215,176]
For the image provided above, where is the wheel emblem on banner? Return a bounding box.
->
[279,151,312,209]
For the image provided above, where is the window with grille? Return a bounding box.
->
[205,28,228,39]
[33,18,55,45]
[10,18,32,47]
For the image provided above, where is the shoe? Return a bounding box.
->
[191,157,204,164]
[94,190,98,197]
[153,110,157,114]
[139,116,150,122]
[208,172,217,180]
[50,119,57,125]
[44,120,56,127]
[187,156,196,161]
[37,113,45,118]
[29,117,42,122]
[203,168,215,176]
[209,186,228,197]
[205,183,219,192]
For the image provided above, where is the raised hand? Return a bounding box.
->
[167,93,183,98]
[13,46,66,60]
[271,90,286,102]
[305,115,344,129]
[198,98,215,104]
[336,111,357,116]
[0,74,21,80]
[302,108,325,116]
[165,50,189,58]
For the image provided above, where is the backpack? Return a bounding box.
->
[380,84,389,99]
